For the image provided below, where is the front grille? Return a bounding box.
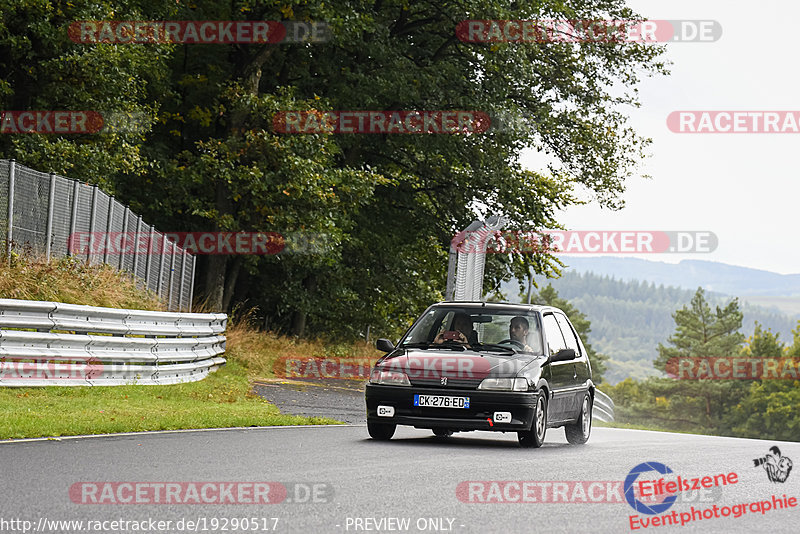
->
[408,377,481,389]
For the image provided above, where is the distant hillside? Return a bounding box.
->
[560,257,800,299]
[501,270,799,384]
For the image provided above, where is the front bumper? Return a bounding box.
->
[365,383,537,432]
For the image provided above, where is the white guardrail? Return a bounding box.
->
[593,389,615,423]
[0,299,226,386]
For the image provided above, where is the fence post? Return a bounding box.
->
[103,197,114,265]
[167,241,176,310]
[6,160,15,262]
[188,255,196,312]
[132,215,142,278]
[45,173,56,261]
[157,231,166,296]
[144,224,153,290]
[119,206,129,270]
[87,184,98,265]
[68,180,79,257]
[178,250,186,312]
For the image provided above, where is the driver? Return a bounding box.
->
[509,316,533,351]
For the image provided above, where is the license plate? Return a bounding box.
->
[414,394,469,409]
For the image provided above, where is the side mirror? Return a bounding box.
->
[550,348,576,363]
[376,338,395,352]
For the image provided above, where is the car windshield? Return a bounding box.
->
[399,306,544,355]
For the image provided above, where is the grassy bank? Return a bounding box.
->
[0,256,352,439]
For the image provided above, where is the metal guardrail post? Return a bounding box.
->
[6,160,15,262]
[68,180,79,257]
[45,173,56,260]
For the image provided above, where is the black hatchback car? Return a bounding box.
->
[365,302,594,447]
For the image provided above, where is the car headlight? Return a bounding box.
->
[369,369,411,386]
[477,377,528,391]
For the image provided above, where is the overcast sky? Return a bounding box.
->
[521,0,800,274]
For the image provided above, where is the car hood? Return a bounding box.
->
[378,348,544,380]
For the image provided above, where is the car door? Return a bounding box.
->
[542,313,572,423]
[555,313,586,419]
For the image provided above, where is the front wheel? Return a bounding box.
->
[518,390,547,448]
[368,420,396,440]
[565,393,592,445]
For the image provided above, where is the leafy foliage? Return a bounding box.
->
[1,0,668,339]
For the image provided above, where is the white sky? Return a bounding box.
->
[520,0,800,274]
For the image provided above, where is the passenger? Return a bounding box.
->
[434,312,479,347]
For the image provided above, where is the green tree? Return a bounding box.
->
[646,288,746,433]
[138,0,667,333]
[728,323,800,441]
[0,0,172,186]
[1,0,669,340]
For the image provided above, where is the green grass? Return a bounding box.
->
[0,360,340,440]
[0,256,349,439]
[592,419,713,437]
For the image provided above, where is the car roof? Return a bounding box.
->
[430,301,563,314]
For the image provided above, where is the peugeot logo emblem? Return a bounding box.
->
[440,377,448,386]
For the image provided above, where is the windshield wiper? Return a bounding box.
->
[400,342,431,349]
[472,343,517,354]
[401,341,467,351]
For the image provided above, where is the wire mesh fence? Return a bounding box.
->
[0,159,195,311]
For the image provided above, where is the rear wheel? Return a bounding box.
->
[368,420,396,440]
[432,428,453,438]
[518,391,547,448]
[565,393,592,445]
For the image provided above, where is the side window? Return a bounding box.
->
[555,314,581,356]
[542,314,566,355]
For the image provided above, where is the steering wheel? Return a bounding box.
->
[498,338,525,350]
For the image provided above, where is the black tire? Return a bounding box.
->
[432,428,453,438]
[565,393,592,445]
[518,390,547,448]
[368,420,396,440]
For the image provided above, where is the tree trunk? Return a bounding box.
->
[290,274,318,337]
[204,255,227,311]
[207,45,276,312]
[221,256,244,312]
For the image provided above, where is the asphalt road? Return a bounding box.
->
[253,379,367,423]
[1,424,798,534]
